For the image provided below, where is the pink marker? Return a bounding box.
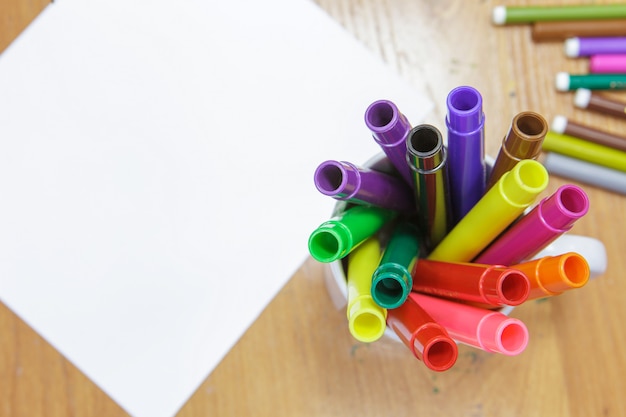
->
[410,292,529,356]
[475,184,589,266]
[590,54,626,73]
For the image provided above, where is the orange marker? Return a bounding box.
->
[511,252,590,300]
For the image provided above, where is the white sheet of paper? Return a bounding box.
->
[0,1,432,416]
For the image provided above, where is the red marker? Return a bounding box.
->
[412,259,530,306]
[386,296,458,372]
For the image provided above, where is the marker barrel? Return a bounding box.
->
[371,222,420,309]
[406,124,452,249]
[542,131,626,173]
[493,4,626,25]
[574,88,626,120]
[556,73,626,91]
[446,86,486,223]
[346,238,387,343]
[428,159,548,263]
[386,294,458,371]
[410,293,529,356]
[476,184,589,266]
[487,111,548,189]
[512,253,590,300]
[308,205,396,263]
[565,37,626,57]
[532,19,626,42]
[590,54,626,74]
[552,115,626,152]
[411,259,530,307]
[314,160,415,212]
[365,100,414,186]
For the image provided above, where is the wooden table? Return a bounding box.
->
[2,1,625,416]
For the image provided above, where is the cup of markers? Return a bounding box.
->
[307,86,607,372]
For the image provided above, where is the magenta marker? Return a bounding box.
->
[565,36,626,57]
[410,292,529,356]
[590,54,626,74]
[475,184,589,266]
[446,86,486,223]
[314,160,415,212]
[364,100,414,186]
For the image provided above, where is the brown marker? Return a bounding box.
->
[531,19,626,42]
[574,88,626,121]
[552,115,626,153]
[487,111,548,190]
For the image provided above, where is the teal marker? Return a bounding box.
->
[556,72,626,92]
[371,221,420,309]
[308,205,396,263]
[492,4,626,25]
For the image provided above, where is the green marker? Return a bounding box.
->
[371,221,420,309]
[555,72,626,92]
[492,4,626,25]
[308,205,396,263]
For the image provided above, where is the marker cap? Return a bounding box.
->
[480,268,530,306]
[314,160,361,199]
[365,100,411,147]
[499,159,549,207]
[371,262,413,308]
[535,252,590,295]
[539,185,589,231]
[446,85,484,133]
[411,323,459,372]
[477,314,529,356]
[308,221,352,263]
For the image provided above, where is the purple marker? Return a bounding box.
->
[475,184,590,266]
[364,100,414,187]
[565,36,626,57]
[314,160,415,212]
[446,86,486,223]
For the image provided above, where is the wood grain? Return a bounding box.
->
[2,0,625,416]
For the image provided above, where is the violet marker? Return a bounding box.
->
[564,36,626,57]
[445,86,486,224]
[364,100,414,187]
[475,184,590,266]
[313,160,415,212]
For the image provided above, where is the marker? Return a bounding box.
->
[410,293,529,356]
[314,160,415,212]
[552,115,626,153]
[386,294,458,371]
[590,54,626,74]
[405,124,452,249]
[308,205,396,263]
[574,88,626,120]
[346,237,387,343]
[411,259,530,307]
[532,19,626,42]
[371,222,420,309]
[445,86,486,223]
[428,159,549,263]
[542,131,626,173]
[492,4,626,25]
[476,184,589,266]
[364,99,414,186]
[556,72,626,91]
[511,253,590,300]
[486,111,548,190]
[543,152,626,196]
[533,234,607,279]
[564,37,626,58]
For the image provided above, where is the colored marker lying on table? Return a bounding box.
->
[492,4,626,25]
[405,124,452,249]
[365,99,414,187]
[531,19,626,42]
[512,253,590,301]
[386,294,458,371]
[574,88,626,120]
[542,131,626,173]
[346,238,386,343]
[564,36,626,57]
[314,160,415,212]
[308,205,396,263]
[446,86,486,223]
[556,73,626,91]
[411,259,530,307]
[487,111,548,189]
[371,221,420,309]
[476,184,589,266]
[589,54,626,74]
[428,159,549,263]
[410,293,529,356]
[551,115,626,153]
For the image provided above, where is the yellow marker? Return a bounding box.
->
[543,131,626,173]
[346,237,387,343]
[428,159,548,263]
